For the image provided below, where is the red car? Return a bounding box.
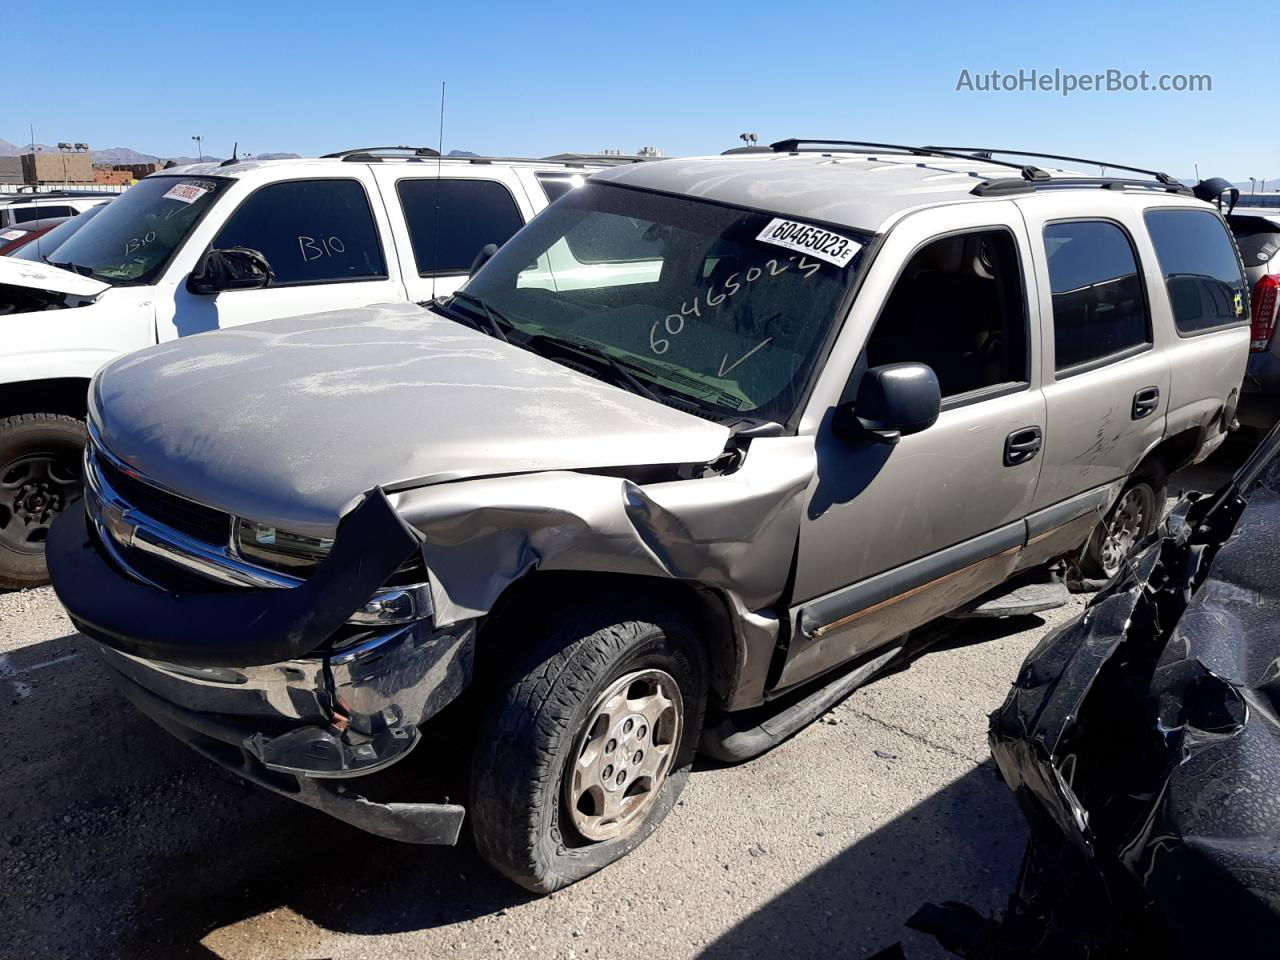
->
[0,217,71,256]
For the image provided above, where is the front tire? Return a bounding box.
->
[469,600,707,893]
[0,414,86,590]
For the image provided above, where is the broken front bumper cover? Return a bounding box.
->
[106,652,468,845]
[47,489,477,842]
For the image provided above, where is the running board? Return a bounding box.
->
[949,579,1069,619]
[700,640,907,764]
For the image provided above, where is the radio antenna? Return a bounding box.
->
[430,81,446,299]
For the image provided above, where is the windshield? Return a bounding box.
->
[41,175,229,284]
[11,204,104,261]
[456,184,867,423]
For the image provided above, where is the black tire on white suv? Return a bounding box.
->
[0,413,86,590]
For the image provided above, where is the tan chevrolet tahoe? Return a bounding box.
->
[48,140,1249,891]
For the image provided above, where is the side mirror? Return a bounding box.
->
[835,362,941,445]
[468,243,500,278]
[187,247,274,295]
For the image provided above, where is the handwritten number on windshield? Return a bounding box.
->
[649,255,822,360]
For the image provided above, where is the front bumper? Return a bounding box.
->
[48,476,478,843]
[103,650,468,845]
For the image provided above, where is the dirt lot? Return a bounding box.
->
[0,444,1245,960]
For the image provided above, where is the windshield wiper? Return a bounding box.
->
[525,332,666,405]
[448,290,510,343]
[47,259,93,277]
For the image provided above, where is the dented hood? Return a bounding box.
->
[0,255,109,298]
[89,302,732,536]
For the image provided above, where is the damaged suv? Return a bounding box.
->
[48,140,1249,891]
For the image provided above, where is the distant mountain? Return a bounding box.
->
[0,136,298,166]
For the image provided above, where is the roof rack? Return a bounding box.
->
[767,138,1192,198]
[320,148,651,168]
[972,176,1193,198]
[321,146,441,162]
[923,146,1181,185]
[768,138,1052,181]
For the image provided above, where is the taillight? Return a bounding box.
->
[1251,275,1280,352]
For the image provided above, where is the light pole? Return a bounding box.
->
[191,135,204,163]
[57,141,71,187]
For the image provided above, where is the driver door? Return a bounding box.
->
[779,203,1046,690]
[161,175,402,340]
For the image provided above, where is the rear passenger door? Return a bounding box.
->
[1019,199,1170,515]
[374,168,535,301]
[162,175,403,339]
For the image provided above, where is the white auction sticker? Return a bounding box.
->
[0,229,26,241]
[162,180,214,205]
[756,218,861,268]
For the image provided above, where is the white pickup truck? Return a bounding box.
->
[0,147,639,587]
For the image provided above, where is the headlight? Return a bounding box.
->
[235,518,334,570]
[236,518,431,627]
[347,583,434,626]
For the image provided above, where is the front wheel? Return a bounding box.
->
[469,601,707,893]
[0,414,86,590]
[1080,470,1166,581]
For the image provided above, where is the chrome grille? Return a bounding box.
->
[93,453,232,545]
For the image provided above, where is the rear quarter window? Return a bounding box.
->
[1145,208,1248,334]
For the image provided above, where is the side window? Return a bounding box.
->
[864,229,1028,399]
[213,179,386,286]
[1145,209,1247,333]
[397,179,524,275]
[1043,221,1150,371]
[16,205,73,222]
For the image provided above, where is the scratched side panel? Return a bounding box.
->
[1030,348,1171,510]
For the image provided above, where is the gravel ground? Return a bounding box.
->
[0,446,1244,960]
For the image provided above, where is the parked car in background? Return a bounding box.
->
[0,148,643,587]
[1227,208,1280,429]
[6,204,106,260]
[0,190,114,228]
[48,140,1248,892]
[0,218,71,256]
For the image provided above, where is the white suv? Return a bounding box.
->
[0,147,641,587]
[0,191,115,228]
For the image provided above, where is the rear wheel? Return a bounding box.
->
[1080,468,1166,581]
[0,414,86,590]
[469,600,707,893]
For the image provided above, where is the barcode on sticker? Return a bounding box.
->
[163,181,214,205]
[756,218,860,268]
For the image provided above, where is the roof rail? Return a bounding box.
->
[321,146,441,162]
[925,146,1181,186]
[971,177,1193,198]
[768,138,1052,182]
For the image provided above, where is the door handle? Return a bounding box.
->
[1004,426,1042,466]
[1132,386,1160,420]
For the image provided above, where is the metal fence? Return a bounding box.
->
[0,182,131,195]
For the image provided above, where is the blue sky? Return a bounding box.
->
[11,0,1277,180]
